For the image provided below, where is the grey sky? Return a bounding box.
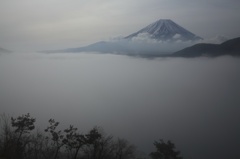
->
[0,0,240,51]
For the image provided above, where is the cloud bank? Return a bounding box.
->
[0,52,240,159]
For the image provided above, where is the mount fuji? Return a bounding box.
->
[44,19,203,56]
[125,19,202,41]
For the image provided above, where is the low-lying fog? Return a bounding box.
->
[0,52,240,159]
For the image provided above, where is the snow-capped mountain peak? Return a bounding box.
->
[125,19,202,41]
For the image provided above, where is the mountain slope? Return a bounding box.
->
[125,19,202,41]
[44,40,173,57]
[43,19,201,56]
[172,37,240,57]
[45,41,133,54]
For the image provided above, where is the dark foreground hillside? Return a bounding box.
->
[172,37,240,57]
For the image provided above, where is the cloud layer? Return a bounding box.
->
[0,52,240,159]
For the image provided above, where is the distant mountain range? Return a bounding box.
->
[44,19,202,55]
[59,37,240,58]
[172,37,240,57]
[42,18,239,58]
[125,19,202,41]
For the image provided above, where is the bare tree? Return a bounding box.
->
[0,114,15,158]
[114,138,136,159]
[24,130,46,159]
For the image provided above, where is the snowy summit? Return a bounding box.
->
[125,19,203,42]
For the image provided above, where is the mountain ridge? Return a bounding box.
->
[44,19,201,55]
[172,37,240,57]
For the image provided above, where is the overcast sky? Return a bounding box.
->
[0,0,240,51]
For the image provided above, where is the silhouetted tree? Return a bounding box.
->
[0,113,142,159]
[9,113,36,159]
[63,125,85,159]
[45,119,65,159]
[83,133,116,159]
[149,139,182,159]
[0,114,14,159]
[24,130,46,159]
[11,113,35,143]
[114,138,136,159]
[83,129,136,159]
[83,127,103,159]
[40,132,56,159]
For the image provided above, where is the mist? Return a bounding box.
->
[0,52,240,159]
[111,34,198,54]
[58,34,230,56]
[57,36,201,57]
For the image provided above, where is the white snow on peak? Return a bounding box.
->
[125,19,202,41]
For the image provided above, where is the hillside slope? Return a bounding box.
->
[172,37,240,57]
